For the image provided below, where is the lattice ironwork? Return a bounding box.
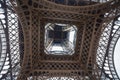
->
[0,0,20,80]
[44,23,77,55]
[9,0,120,80]
[0,0,119,80]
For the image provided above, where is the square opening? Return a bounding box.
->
[44,23,77,55]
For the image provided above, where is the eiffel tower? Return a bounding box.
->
[0,0,120,80]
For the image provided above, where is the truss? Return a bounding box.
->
[0,0,120,80]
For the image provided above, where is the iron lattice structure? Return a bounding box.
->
[0,0,120,80]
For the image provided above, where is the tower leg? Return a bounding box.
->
[17,75,27,80]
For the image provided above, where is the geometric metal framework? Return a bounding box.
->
[112,17,120,78]
[0,0,119,80]
[0,0,20,80]
[97,15,120,80]
[44,23,77,55]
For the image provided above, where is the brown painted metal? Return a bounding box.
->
[9,0,120,80]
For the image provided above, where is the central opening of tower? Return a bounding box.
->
[44,23,77,55]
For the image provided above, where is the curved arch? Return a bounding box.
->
[46,0,112,6]
[108,16,120,79]
[0,0,20,79]
[97,16,120,79]
[0,19,7,73]
[0,35,2,58]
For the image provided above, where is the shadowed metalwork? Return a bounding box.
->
[0,0,120,80]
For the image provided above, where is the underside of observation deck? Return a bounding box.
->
[0,0,120,80]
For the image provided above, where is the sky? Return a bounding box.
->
[114,38,120,77]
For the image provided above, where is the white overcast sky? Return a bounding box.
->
[114,38,120,77]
